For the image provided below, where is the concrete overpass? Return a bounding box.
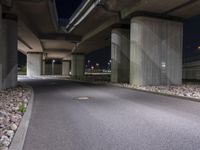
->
[0,0,200,89]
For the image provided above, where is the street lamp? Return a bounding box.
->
[96,63,99,72]
[108,62,111,71]
[96,63,99,66]
[52,59,55,75]
[87,60,91,68]
[91,66,94,72]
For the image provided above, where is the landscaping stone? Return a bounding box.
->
[118,83,200,100]
[0,85,32,149]
[0,147,8,150]
[10,124,17,131]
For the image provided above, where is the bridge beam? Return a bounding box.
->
[130,16,183,85]
[111,28,130,83]
[71,54,85,79]
[27,52,43,77]
[0,11,18,90]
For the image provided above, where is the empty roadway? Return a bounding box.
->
[21,79,200,150]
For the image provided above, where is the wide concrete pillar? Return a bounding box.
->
[62,60,70,76]
[130,17,183,85]
[0,11,18,90]
[71,54,85,79]
[27,52,43,77]
[111,28,130,83]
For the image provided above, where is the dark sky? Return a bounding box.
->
[183,15,200,62]
[18,1,200,67]
[86,47,111,69]
[55,0,82,19]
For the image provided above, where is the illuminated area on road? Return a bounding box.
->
[20,78,200,150]
[1,0,200,150]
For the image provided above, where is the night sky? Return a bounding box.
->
[55,0,82,19]
[18,0,200,68]
[183,15,200,63]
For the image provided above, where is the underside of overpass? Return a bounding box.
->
[0,0,200,89]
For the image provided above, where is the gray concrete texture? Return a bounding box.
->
[42,60,45,75]
[111,28,130,83]
[27,53,43,77]
[0,7,18,89]
[71,54,85,78]
[21,79,200,150]
[45,64,62,75]
[130,17,183,86]
[62,60,71,75]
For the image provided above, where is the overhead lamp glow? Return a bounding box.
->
[198,46,200,50]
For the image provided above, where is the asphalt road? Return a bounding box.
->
[21,79,200,150]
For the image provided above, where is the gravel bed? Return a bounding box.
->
[68,77,200,100]
[0,85,32,150]
[117,83,200,99]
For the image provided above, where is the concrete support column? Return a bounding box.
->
[0,11,18,90]
[111,28,130,83]
[42,60,45,75]
[71,54,85,79]
[130,17,183,85]
[27,52,43,77]
[62,60,70,76]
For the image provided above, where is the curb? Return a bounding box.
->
[9,86,34,150]
[110,83,200,103]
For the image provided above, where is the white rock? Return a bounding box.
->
[6,130,14,138]
[0,146,9,150]
[1,135,9,141]
[0,135,10,147]
[10,114,21,123]
[18,92,23,97]
[24,98,28,103]
[10,124,17,131]
[2,140,10,147]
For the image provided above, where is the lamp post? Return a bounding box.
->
[108,62,111,71]
[96,63,99,72]
[52,59,55,75]
[108,60,112,71]
[91,66,94,73]
[87,60,91,68]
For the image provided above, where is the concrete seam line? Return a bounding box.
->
[9,85,35,150]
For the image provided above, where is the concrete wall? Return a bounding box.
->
[45,64,62,75]
[71,54,85,78]
[111,28,130,83]
[130,17,183,85]
[27,53,42,77]
[0,11,18,89]
[183,61,200,80]
[62,60,70,75]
